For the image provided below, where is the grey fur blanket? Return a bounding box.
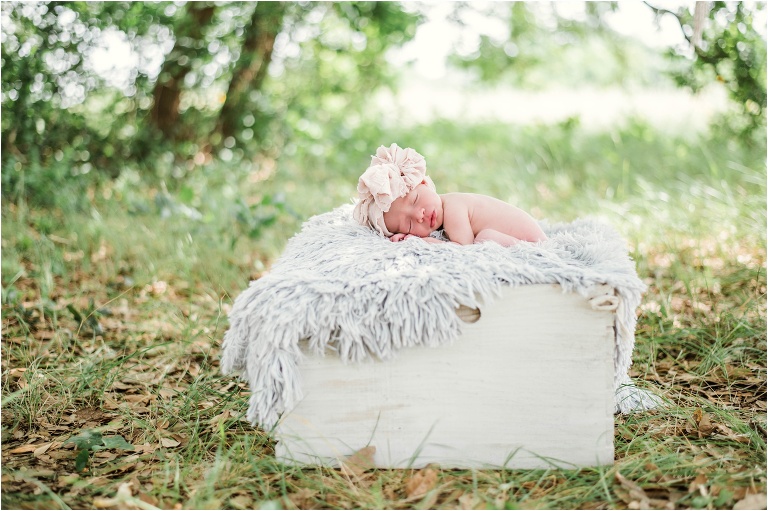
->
[221,204,660,429]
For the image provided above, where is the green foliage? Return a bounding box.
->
[65,429,134,472]
[653,1,767,132]
[449,3,665,88]
[1,1,422,210]
[450,2,765,133]
[1,148,95,213]
[245,2,422,156]
[231,194,297,249]
[0,2,172,173]
[66,297,105,335]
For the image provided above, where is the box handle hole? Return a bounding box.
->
[456,305,481,323]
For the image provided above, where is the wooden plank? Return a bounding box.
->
[275,284,615,469]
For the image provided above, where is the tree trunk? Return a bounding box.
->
[150,2,216,139]
[216,2,286,141]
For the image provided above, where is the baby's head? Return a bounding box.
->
[352,144,440,237]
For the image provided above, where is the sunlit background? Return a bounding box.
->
[385,2,726,129]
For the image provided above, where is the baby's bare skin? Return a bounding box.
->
[384,183,547,247]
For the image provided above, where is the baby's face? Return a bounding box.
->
[383,183,443,237]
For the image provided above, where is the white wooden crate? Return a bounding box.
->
[274,284,616,469]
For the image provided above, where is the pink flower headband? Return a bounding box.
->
[352,143,435,236]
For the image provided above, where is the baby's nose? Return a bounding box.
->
[417,208,425,222]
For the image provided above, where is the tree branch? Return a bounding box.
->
[643,1,692,45]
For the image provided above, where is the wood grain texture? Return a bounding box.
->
[275,284,616,469]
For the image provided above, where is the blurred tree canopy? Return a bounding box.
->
[1,1,420,200]
[449,3,643,87]
[451,1,766,130]
[649,1,767,131]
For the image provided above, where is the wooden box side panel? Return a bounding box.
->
[275,284,615,469]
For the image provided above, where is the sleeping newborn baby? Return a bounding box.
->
[353,143,547,247]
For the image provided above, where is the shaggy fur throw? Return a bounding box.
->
[221,204,660,429]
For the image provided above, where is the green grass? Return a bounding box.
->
[1,116,765,509]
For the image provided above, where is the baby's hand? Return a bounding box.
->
[389,233,444,244]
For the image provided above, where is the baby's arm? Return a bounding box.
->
[474,229,523,247]
[395,229,526,246]
[441,203,475,245]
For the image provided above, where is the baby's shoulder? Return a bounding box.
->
[440,192,475,205]
[440,193,473,226]
[442,192,495,208]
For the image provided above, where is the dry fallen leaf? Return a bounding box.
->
[10,443,45,455]
[124,394,154,404]
[132,444,160,453]
[714,423,752,444]
[158,388,176,399]
[209,410,231,427]
[229,494,254,510]
[137,493,160,508]
[339,445,376,477]
[688,408,716,438]
[110,381,135,391]
[457,493,482,510]
[287,488,316,509]
[405,466,439,499]
[688,473,708,495]
[615,472,651,510]
[34,441,61,457]
[160,438,180,448]
[92,481,160,510]
[734,493,767,510]
[103,395,122,410]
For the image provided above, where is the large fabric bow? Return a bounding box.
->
[352,143,435,236]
